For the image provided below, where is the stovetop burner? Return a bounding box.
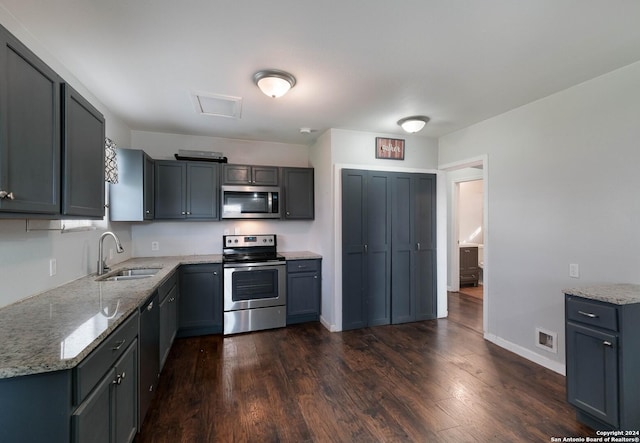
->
[222,234,282,263]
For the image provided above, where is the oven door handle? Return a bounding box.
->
[223,261,285,269]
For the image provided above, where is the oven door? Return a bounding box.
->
[223,261,286,311]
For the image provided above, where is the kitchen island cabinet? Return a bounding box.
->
[564,285,640,431]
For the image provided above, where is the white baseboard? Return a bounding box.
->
[484,332,566,376]
[320,315,339,332]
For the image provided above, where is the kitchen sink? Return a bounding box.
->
[97,267,161,282]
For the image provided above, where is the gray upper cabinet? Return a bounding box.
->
[223,164,279,185]
[282,167,314,220]
[109,148,154,221]
[0,24,61,215]
[61,83,106,218]
[155,160,219,220]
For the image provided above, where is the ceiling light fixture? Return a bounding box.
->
[253,69,296,98]
[397,115,430,133]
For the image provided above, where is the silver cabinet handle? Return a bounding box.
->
[578,311,598,318]
[111,339,126,351]
[145,210,151,214]
[186,212,191,215]
[314,275,318,279]
[0,191,15,200]
[364,244,368,253]
[603,341,613,347]
[417,242,421,250]
[147,301,154,311]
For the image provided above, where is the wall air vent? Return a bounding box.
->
[191,92,242,118]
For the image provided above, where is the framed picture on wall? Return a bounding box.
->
[375,137,405,160]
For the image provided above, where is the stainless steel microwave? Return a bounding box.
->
[221,185,281,219]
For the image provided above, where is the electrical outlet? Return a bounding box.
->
[151,241,159,251]
[569,263,579,278]
[49,259,57,277]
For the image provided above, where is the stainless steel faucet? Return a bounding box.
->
[97,231,124,275]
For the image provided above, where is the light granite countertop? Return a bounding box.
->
[563,283,640,305]
[0,251,320,380]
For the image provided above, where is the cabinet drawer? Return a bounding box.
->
[287,259,321,273]
[158,270,177,303]
[74,312,139,405]
[566,296,618,331]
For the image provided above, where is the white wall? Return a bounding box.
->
[439,60,640,374]
[459,180,484,245]
[0,11,133,308]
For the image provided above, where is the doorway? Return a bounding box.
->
[441,157,488,335]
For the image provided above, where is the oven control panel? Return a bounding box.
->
[224,234,276,247]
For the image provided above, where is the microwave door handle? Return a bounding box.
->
[268,192,273,213]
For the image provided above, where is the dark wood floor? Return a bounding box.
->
[136,312,593,442]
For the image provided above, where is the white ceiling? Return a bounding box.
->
[2,0,640,145]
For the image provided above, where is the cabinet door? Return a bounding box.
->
[566,322,619,427]
[114,341,138,443]
[0,26,60,214]
[139,293,159,429]
[159,283,178,370]
[252,166,279,185]
[143,154,154,220]
[222,164,251,184]
[178,264,223,336]
[283,167,314,219]
[186,162,218,219]
[61,84,105,217]
[155,161,186,218]
[342,169,368,330]
[72,367,113,443]
[287,271,320,324]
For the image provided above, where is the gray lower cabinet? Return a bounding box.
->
[178,263,223,337]
[109,148,155,221]
[155,161,219,220]
[61,83,105,218]
[72,339,138,443]
[565,294,640,430]
[73,311,139,443]
[282,167,314,220]
[0,24,61,215]
[342,169,437,330]
[159,272,179,371]
[286,259,321,324]
[139,293,159,429]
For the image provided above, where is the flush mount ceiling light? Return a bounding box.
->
[397,115,431,133]
[253,69,296,98]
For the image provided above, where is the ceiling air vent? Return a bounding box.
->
[192,92,242,118]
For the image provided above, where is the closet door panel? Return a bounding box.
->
[391,173,415,324]
[342,169,368,330]
[366,172,391,326]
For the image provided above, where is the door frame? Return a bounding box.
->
[440,155,488,334]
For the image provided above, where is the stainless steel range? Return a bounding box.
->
[222,234,286,335]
